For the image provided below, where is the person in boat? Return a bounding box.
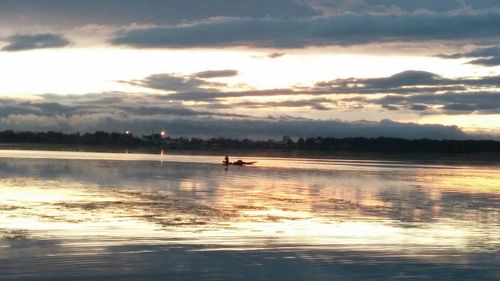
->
[223,156,256,166]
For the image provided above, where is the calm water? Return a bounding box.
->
[0,150,498,280]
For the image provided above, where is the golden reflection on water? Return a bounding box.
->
[426,171,500,194]
[0,150,499,261]
[0,180,160,239]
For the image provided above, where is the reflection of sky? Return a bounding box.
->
[0,150,499,264]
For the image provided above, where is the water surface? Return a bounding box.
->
[0,150,498,280]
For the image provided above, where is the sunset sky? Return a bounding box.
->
[1,0,499,139]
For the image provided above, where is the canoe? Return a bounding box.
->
[222,160,257,166]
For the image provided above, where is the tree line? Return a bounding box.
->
[0,130,499,154]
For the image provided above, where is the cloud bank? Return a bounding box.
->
[2,0,500,26]
[112,12,500,49]
[0,0,318,27]
[0,93,474,140]
[1,1,499,52]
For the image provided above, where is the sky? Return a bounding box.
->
[0,0,500,139]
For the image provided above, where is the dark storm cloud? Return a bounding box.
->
[1,33,70,51]
[193,70,239,79]
[112,12,500,49]
[440,46,500,66]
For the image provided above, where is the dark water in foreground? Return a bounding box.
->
[0,150,498,280]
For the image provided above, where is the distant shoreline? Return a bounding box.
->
[1,130,500,155]
[1,142,499,166]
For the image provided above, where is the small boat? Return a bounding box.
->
[222,160,257,166]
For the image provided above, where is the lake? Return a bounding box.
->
[0,149,498,280]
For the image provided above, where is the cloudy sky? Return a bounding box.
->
[1,0,499,139]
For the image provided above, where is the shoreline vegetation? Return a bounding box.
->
[0,130,499,157]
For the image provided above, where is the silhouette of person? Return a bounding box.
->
[224,155,229,165]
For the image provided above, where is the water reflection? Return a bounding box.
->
[0,150,499,279]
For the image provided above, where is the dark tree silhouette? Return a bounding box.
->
[0,130,499,154]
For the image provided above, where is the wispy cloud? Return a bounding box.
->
[234,98,336,111]
[193,69,239,79]
[375,92,500,114]
[121,73,226,93]
[267,52,286,59]
[116,70,500,115]
[1,33,70,51]
[439,46,500,66]
[313,70,500,94]
[120,69,239,93]
[303,0,500,15]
